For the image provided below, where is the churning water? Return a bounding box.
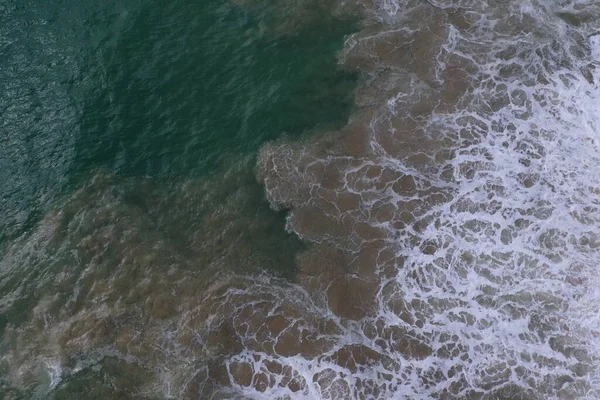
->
[1,0,600,399]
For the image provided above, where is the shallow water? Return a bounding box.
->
[2,0,600,399]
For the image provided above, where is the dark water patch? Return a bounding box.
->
[0,0,140,245]
[0,0,357,246]
[231,0,364,37]
[72,0,358,179]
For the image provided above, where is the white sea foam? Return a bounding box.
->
[242,0,600,398]
[44,359,62,390]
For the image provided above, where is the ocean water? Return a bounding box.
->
[0,0,356,397]
[2,0,600,399]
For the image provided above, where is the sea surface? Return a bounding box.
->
[1,0,600,399]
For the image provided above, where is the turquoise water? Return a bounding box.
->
[0,0,357,397]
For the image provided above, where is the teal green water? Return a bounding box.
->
[0,0,356,243]
[0,0,357,397]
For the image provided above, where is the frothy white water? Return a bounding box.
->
[391,23,600,400]
[45,359,62,390]
[247,0,600,398]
